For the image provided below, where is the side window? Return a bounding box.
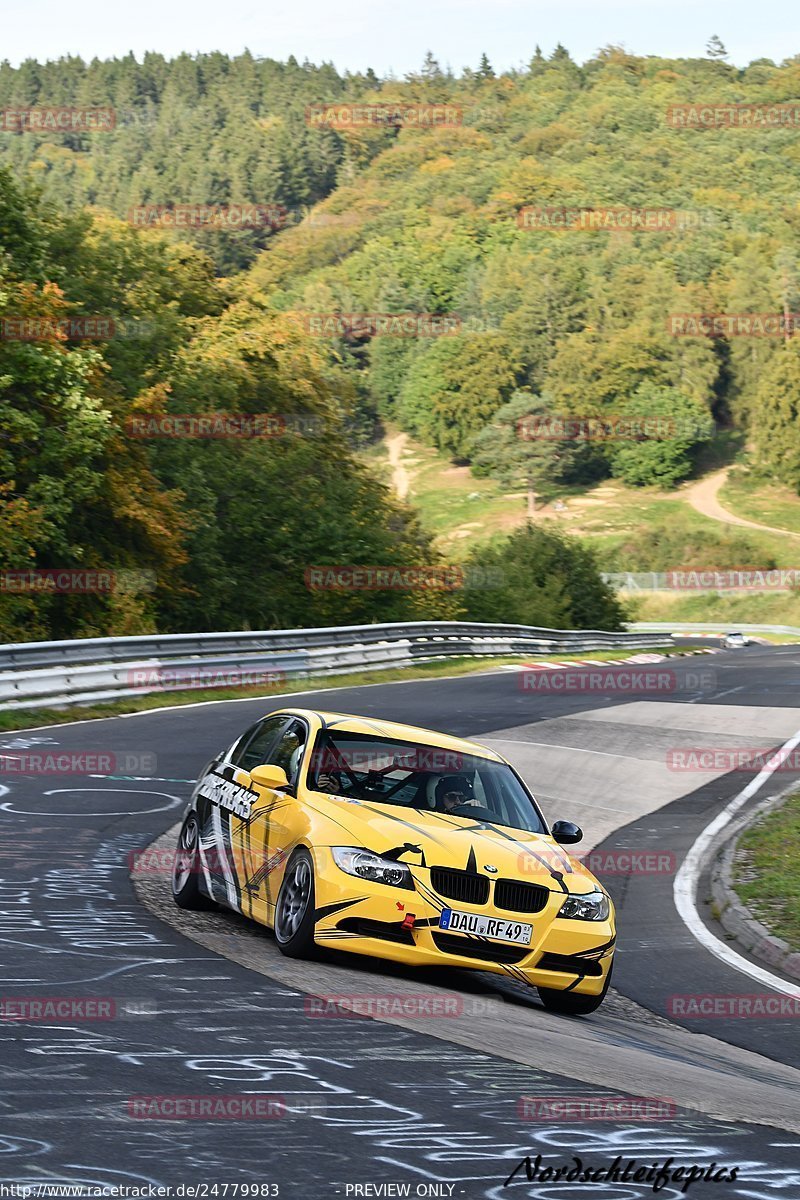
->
[226,722,259,764]
[232,717,289,771]
[267,720,308,789]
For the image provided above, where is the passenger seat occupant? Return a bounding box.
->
[435,775,480,813]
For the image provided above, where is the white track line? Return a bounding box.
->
[486,737,636,762]
[674,727,800,999]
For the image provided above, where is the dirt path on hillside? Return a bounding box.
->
[386,431,411,499]
[685,468,800,541]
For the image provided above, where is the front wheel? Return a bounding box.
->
[537,962,613,1016]
[274,848,317,958]
[171,813,216,910]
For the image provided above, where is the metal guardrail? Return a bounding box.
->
[0,621,667,712]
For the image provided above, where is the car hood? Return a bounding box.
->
[306,793,600,894]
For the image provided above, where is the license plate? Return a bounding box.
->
[439,908,532,945]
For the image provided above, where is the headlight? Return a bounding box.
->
[558,889,610,921]
[332,846,414,890]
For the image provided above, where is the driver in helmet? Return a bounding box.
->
[435,774,480,813]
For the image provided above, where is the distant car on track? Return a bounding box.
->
[723,632,749,649]
[172,708,616,1015]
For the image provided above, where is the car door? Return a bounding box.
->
[195,715,289,910]
[233,717,310,925]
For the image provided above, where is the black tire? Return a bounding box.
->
[537,961,613,1016]
[171,812,217,910]
[274,848,317,958]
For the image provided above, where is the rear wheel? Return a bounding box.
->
[274,848,317,958]
[171,813,217,910]
[537,962,613,1016]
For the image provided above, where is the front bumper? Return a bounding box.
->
[311,847,615,996]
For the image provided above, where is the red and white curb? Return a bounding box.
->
[499,648,720,672]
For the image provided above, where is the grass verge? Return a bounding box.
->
[719,468,800,537]
[628,590,800,628]
[733,792,800,951]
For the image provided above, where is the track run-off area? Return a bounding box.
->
[2,642,800,1197]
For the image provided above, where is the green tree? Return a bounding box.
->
[0,169,194,638]
[398,335,520,458]
[471,391,601,513]
[528,46,546,74]
[461,524,626,629]
[605,382,715,488]
[706,35,729,59]
[752,341,800,489]
[145,304,454,630]
[477,54,495,79]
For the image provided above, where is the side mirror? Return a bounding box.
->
[249,764,290,792]
[552,820,583,845]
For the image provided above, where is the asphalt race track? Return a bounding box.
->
[2,643,800,1197]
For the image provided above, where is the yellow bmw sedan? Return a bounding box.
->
[172,708,616,1014]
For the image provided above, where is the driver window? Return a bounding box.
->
[233,717,288,772]
[268,720,308,790]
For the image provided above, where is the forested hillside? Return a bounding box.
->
[0,169,446,639]
[0,53,353,270]
[3,46,800,639]
[242,49,800,487]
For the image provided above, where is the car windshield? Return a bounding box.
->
[306,730,548,836]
